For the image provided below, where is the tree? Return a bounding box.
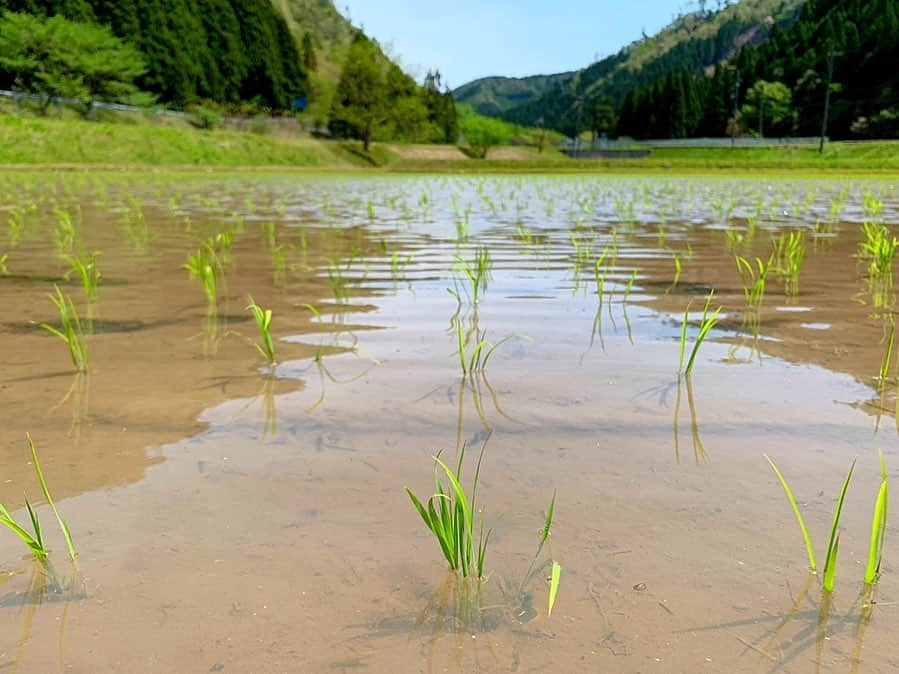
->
[0,11,145,115]
[329,32,386,151]
[301,32,316,72]
[741,80,792,137]
[458,107,513,158]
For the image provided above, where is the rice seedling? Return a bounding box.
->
[54,208,77,254]
[858,222,899,279]
[765,455,855,592]
[678,291,722,376]
[62,251,101,304]
[184,247,219,310]
[246,296,276,365]
[0,434,76,562]
[454,247,492,305]
[456,322,513,377]
[38,286,88,372]
[405,441,491,579]
[0,252,7,274]
[772,231,805,296]
[735,254,773,310]
[671,254,682,289]
[865,450,889,585]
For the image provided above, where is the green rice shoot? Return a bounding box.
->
[38,286,88,372]
[405,441,491,579]
[865,450,889,585]
[247,295,276,365]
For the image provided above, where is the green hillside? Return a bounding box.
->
[457,0,803,133]
[453,73,573,117]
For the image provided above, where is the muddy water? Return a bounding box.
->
[1,173,898,673]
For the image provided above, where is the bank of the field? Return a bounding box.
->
[1,114,898,173]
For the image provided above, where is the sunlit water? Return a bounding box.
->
[0,173,898,672]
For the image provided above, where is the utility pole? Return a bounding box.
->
[731,72,741,146]
[819,49,841,154]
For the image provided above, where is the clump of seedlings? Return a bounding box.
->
[735,254,773,310]
[678,291,721,376]
[0,435,76,562]
[184,244,222,311]
[858,222,899,280]
[63,251,102,305]
[38,286,88,372]
[765,455,856,592]
[405,442,491,579]
[454,247,492,305]
[455,321,513,377]
[772,231,805,296]
[246,295,276,366]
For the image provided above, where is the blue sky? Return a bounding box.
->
[342,0,692,87]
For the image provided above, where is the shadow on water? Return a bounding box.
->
[0,559,86,672]
[679,575,891,673]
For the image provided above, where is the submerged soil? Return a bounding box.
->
[0,173,897,673]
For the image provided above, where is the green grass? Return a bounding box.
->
[247,295,276,365]
[4,114,899,172]
[405,442,491,579]
[38,286,88,372]
[765,455,855,592]
[0,434,76,562]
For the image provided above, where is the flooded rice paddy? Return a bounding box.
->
[1,173,898,673]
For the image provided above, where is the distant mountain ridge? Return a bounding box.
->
[453,72,573,117]
[455,0,804,132]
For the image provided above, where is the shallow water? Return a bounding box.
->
[1,173,898,672]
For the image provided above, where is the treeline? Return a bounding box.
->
[617,0,899,139]
[0,0,306,109]
[328,32,457,148]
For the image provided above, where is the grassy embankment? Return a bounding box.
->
[2,114,898,173]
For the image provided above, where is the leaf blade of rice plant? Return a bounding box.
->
[678,302,691,374]
[29,434,76,560]
[0,513,45,558]
[541,490,556,545]
[823,534,840,593]
[548,561,561,617]
[765,455,817,572]
[823,460,855,592]
[865,481,888,584]
[23,496,42,552]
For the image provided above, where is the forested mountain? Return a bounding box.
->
[0,0,306,109]
[456,0,803,136]
[454,73,573,117]
[619,0,899,139]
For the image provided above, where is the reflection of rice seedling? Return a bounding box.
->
[735,254,773,309]
[866,450,888,585]
[39,286,88,372]
[62,252,101,304]
[858,222,899,279]
[765,455,855,592]
[456,322,513,377]
[405,442,491,579]
[678,291,721,376]
[0,435,76,562]
[327,261,349,302]
[246,295,276,365]
[879,318,895,384]
[671,254,682,289]
[455,247,491,304]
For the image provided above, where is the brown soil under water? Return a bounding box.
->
[0,174,897,673]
